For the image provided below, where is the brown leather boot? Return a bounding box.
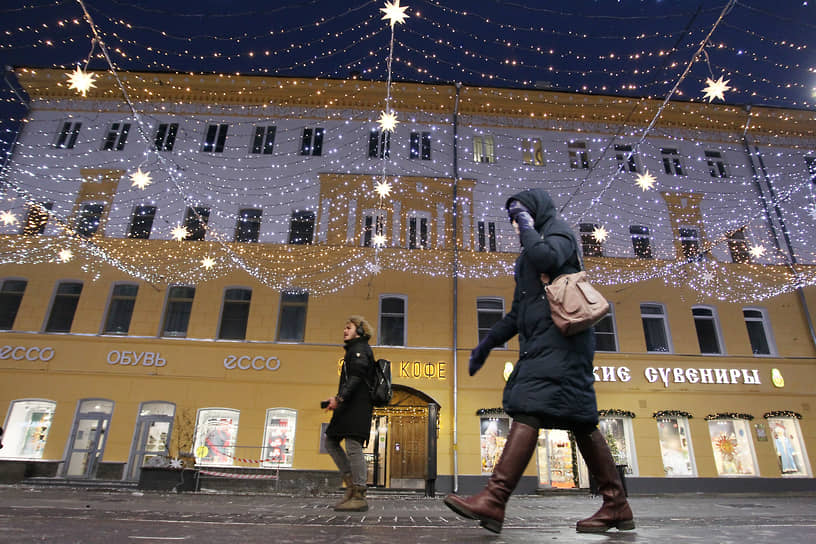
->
[574,428,635,533]
[335,484,368,512]
[333,473,353,509]
[443,421,538,533]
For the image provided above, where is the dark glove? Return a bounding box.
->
[469,334,498,376]
[507,200,534,232]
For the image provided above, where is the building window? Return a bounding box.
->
[661,148,684,176]
[362,211,385,247]
[614,144,638,173]
[102,283,138,335]
[580,223,603,257]
[480,416,510,474]
[630,225,653,259]
[678,227,700,260]
[234,208,262,243]
[55,121,81,149]
[473,135,495,163]
[368,129,391,159]
[128,205,156,239]
[477,297,504,344]
[288,210,315,245]
[407,214,430,249]
[727,228,750,263]
[161,286,195,338]
[101,122,131,151]
[202,123,228,153]
[0,279,27,330]
[522,138,544,166]
[183,207,210,241]
[599,415,637,475]
[154,123,178,152]
[379,295,406,346]
[692,306,722,355]
[0,399,56,460]
[194,408,239,466]
[218,288,252,340]
[707,417,758,476]
[766,416,811,477]
[743,307,775,355]
[410,131,431,160]
[277,290,308,342]
[22,202,53,236]
[594,305,618,352]
[656,415,696,476]
[641,303,671,353]
[477,221,497,252]
[75,203,104,238]
[300,127,324,156]
[44,281,83,333]
[705,150,728,178]
[263,408,297,468]
[568,141,589,169]
[251,125,276,155]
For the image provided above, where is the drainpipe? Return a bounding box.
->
[451,82,461,493]
[741,106,816,350]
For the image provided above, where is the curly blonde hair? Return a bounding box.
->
[347,315,374,338]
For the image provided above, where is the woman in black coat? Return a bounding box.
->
[444,189,634,534]
[323,315,375,512]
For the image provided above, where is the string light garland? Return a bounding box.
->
[704,413,754,421]
[652,410,693,419]
[763,411,802,419]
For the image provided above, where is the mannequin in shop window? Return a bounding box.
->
[443,189,635,534]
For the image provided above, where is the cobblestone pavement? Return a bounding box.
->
[1,486,815,543]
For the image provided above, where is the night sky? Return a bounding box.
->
[1,0,814,161]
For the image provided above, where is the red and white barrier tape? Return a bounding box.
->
[198,469,278,480]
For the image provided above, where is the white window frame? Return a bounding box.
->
[262,408,297,468]
[742,306,777,356]
[767,417,812,477]
[361,208,387,247]
[217,286,252,341]
[476,297,505,347]
[656,415,697,477]
[522,137,544,166]
[0,399,56,460]
[705,150,728,178]
[473,135,495,164]
[568,141,589,169]
[692,305,724,355]
[194,407,240,466]
[707,418,759,476]
[378,294,407,347]
[594,303,618,352]
[406,210,432,249]
[101,282,139,335]
[598,415,638,476]
[661,147,685,176]
[640,302,672,353]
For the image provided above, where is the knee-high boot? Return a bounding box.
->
[443,421,538,533]
[574,428,635,533]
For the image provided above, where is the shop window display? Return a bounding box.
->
[599,415,638,475]
[194,408,239,465]
[0,399,55,459]
[706,418,758,476]
[536,428,586,488]
[262,408,296,468]
[767,417,811,477]
[479,417,509,474]
[656,414,696,476]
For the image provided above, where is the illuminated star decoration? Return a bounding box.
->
[0,210,18,226]
[377,110,398,132]
[130,168,153,189]
[749,244,766,259]
[374,180,392,198]
[58,248,73,262]
[701,76,731,103]
[169,459,184,469]
[171,225,189,241]
[380,0,409,27]
[701,270,716,283]
[369,262,382,274]
[201,256,215,269]
[808,204,816,221]
[66,66,97,97]
[635,170,657,191]
[592,225,609,243]
[372,233,387,248]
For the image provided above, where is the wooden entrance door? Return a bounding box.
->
[388,408,427,487]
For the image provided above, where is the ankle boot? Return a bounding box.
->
[443,422,538,533]
[333,473,353,509]
[574,429,635,533]
[335,484,368,512]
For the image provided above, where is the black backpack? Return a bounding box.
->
[369,358,392,407]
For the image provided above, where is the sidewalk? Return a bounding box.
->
[1,485,815,543]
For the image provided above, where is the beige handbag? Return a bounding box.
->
[541,270,610,336]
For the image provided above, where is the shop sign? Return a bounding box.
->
[593,365,761,388]
[398,360,447,380]
[224,354,281,371]
[0,344,55,362]
[107,350,167,367]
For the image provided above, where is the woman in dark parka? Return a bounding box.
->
[444,189,634,534]
[323,315,375,512]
